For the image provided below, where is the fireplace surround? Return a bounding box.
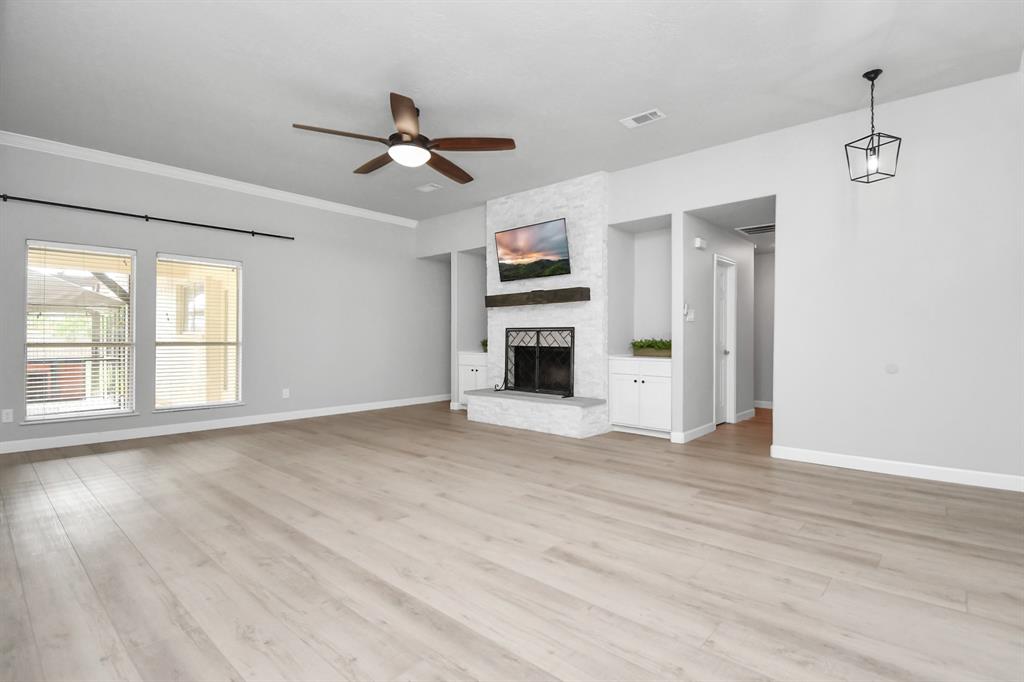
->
[501,327,574,397]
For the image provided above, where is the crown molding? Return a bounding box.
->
[0,130,418,229]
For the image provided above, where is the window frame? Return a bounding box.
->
[23,239,138,424]
[153,252,243,413]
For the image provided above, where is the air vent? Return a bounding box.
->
[415,182,443,193]
[619,108,667,129]
[737,223,776,236]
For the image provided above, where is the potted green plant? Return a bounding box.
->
[631,338,671,357]
[481,338,488,352]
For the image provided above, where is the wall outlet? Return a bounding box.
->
[281,388,290,399]
[1,409,13,423]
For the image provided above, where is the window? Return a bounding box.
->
[26,242,135,421]
[155,256,240,409]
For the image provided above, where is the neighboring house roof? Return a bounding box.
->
[27,268,127,308]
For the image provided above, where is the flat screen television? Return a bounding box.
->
[495,218,571,282]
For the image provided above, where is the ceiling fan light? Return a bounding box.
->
[388,144,431,168]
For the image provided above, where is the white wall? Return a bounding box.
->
[633,228,672,339]
[0,145,451,449]
[611,72,1023,478]
[682,215,755,432]
[456,250,487,352]
[754,252,775,404]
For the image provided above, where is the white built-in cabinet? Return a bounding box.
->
[457,351,489,406]
[608,356,672,433]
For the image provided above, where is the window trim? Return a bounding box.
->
[153,253,243,412]
[24,239,137,422]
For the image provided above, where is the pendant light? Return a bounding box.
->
[845,68,901,183]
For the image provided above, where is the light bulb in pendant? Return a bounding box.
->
[866,148,879,174]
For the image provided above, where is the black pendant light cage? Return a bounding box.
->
[845,69,901,183]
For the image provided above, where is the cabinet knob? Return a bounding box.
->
[633,379,637,383]
[641,380,645,384]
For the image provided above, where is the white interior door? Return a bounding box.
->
[714,256,737,424]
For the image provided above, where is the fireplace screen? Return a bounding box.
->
[503,327,574,397]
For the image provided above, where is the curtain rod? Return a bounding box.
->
[1,193,295,241]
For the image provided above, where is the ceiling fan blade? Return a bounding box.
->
[293,124,388,144]
[353,153,393,174]
[390,92,420,138]
[427,152,473,184]
[429,137,516,152]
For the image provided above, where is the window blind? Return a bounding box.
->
[26,243,135,421]
[155,256,240,409]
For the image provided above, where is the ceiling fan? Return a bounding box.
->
[293,92,515,184]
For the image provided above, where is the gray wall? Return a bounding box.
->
[456,250,487,352]
[607,224,671,354]
[754,252,774,404]
[607,225,635,355]
[416,205,486,257]
[633,228,671,339]
[0,145,451,447]
[613,72,1023,476]
[681,214,755,432]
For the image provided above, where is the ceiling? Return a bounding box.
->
[689,195,776,253]
[2,2,1022,221]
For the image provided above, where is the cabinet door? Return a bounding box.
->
[458,365,477,404]
[609,373,641,426]
[474,367,491,391]
[638,375,672,431]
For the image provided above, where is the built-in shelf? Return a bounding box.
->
[485,286,590,308]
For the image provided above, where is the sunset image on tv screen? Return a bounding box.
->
[495,219,571,282]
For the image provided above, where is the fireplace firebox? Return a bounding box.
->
[502,327,574,397]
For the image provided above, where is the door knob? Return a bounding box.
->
[723,349,731,355]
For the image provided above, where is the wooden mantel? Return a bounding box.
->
[484,286,591,308]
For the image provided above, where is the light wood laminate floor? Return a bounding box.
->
[2,404,1022,681]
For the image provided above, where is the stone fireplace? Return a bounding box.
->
[464,171,610,439]
[502,328,574,397]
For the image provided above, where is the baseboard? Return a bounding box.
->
[0,393,451,454]
[771,445,1024,492]
[611,425,671,440]
[736,409,755,422]
[449,401,466,411]
[671,421,716,444]
[754,400,773,409]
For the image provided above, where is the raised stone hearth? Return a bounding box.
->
[465,389,607,439]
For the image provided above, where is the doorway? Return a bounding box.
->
[681,194,775,448]
[713,254,737,424]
